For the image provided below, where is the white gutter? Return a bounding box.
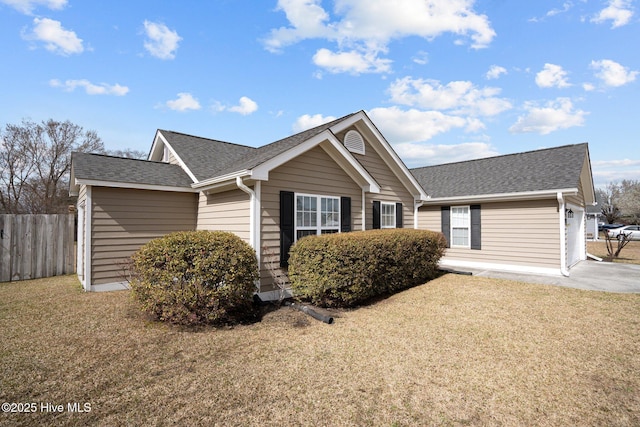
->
[193,170,252,190]
[423,188,579,204]
[557,192,570,277]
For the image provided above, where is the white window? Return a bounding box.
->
[451,206,470,247]
[381,202,396,229]
[296,194,340,240]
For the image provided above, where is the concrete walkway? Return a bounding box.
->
[457,261,640,293]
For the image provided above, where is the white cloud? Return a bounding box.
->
[509,98,587,135]
[486,65,507,80]
[590,59,638,87]
[49,79,129,96]
[312,48,392,74]
[0,0,66,14]
[591,0,634,28]
[227,96,259,115]
[583,82,595,91]
[395,141,499,167]
[23,17,83,55]
[264,0,495,73]
[367,106,482,143]
[165,93,201,112]
[292,113,337,132]
[592,160,640,188]
[388,77,512,117]
[535,63,571,88]
[143,20,181,60]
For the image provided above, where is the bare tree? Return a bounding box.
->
[597,183,622,224]
[0,119,104,214]
[618,180,640,224]
[106,148,147,159]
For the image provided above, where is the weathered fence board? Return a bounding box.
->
[0,214,75,282]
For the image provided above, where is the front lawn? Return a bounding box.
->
[588,238,640,265]
[1,275,639,426]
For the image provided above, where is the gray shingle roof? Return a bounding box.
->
[410,143,588,198]
[158,131,256,181]
[160,113,357,180]
[72,152,194,188]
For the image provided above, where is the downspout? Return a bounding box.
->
[557,192,570,277]
[414,200,424,229]
[236,177,261,292]
[362,189,366,230]
[235,177,255,248]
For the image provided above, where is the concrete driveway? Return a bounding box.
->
[458,261,640,293]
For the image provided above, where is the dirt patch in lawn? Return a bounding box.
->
[1,275,639,426]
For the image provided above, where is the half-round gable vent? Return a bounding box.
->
[343,130,365,155]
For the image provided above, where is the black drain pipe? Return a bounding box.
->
[284,301,334,324]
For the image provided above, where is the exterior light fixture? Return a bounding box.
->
[565,208,574,219]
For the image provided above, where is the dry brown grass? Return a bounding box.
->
[588,236,640,264]
[1,274,639,426]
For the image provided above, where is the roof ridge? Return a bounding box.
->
[158,129,257,150]
[256,111,359,150]
[73,151,177,166]
[410,142,588,171]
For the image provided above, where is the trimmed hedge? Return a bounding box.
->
[288,229,447,307]
[129,230,259,326]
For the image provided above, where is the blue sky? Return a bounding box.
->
[1,0,639,188]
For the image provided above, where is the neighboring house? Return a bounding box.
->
[585,204,601,241]
[69,111,596,296]
[70,111,428,297]
[410,143,596,276]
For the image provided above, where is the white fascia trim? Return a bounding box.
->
[439,258,562,277]
[334,112,428,200]
[251,131,381,193]
[192,170,252,190]
[318,140,381,193]
[422,188,579,205]
[75,178,196,193]
[155,132,199,183]
[84,186,92,291]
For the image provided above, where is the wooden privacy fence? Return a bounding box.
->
[0,214,75,282]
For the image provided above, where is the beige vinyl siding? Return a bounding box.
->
[91,187,197,285]
[418,199,562,270]
[197,189,250,242]
[260,145,362,292]
[352,138,415,229]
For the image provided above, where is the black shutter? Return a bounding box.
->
[470,204,481,250]
[395,203,403,228]
[441,206,450,248]
[280,191,294,267]
[372,201,381,229]
[340,197,351,233]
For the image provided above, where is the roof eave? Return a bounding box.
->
[421,188,579,204]
[191,170,253,190]
[75,178,196,193]
[334,111,428,200]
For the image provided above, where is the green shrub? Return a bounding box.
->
[288,229,446,307]
[129,230,259,325]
